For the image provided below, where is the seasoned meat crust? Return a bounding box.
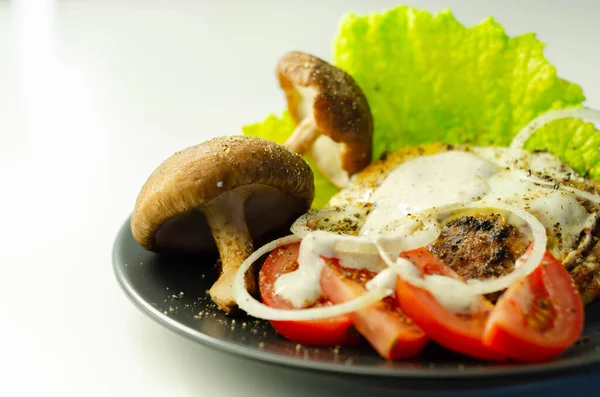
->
[430,214,529,280]
[428,211,600,304]
[429,213,529,302]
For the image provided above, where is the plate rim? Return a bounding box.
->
[112,217,600,380]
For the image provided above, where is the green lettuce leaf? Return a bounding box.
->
[333,7,590,156]
[244,5,599,206]
[241,112,294,146]
[241,112,338,208]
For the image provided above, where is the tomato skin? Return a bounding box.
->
[258,243,359,346]
[259,241,583,361]
[267,316,358,346]
[396,248,505,361]
[320,262,428,360]
[483,251,584,362]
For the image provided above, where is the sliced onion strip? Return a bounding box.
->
[515,169,600,204]
[232,235,393,321]
[374,201,547,298]
[290,213,314,238]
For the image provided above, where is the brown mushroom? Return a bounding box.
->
[277,51,373,188]
[131,136,314,313]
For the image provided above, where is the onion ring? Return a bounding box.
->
[233,235,393,321]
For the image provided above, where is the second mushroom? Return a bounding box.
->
[277,51,374,188]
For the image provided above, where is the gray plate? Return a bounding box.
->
[112,217,600,389]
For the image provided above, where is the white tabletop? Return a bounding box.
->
[2,1,600,396]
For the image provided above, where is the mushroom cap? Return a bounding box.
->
[131,135,314,253]
[277,51,373,176]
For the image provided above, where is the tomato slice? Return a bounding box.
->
[258,243,359,346]
[320,261,428,360]
[395,248,505,361]
[483,251,584,362]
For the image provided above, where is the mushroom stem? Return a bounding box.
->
[202,189,254,313]
[284,115,321,154]
[310,136,351,188]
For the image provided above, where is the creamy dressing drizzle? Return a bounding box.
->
[361,151,498,235]
[274,147,594,311]
[274,231,384,308]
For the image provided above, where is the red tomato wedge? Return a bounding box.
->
[258,243,359,346]
[396,248,505,361]
[320,261,428,360]
[483,251,584,362]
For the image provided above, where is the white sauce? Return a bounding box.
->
[361,151,498,235]
[274,232,328,308]
[274,231,385,308]
[485,172,590,257]
[275,147,595,311]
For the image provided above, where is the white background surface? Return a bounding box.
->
[1,1,600,396]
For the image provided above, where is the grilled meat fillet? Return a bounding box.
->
[324,143,600,304]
